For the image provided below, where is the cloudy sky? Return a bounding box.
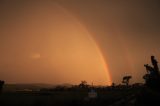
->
[0,0,160,85]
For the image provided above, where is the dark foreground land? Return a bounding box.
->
[1,85,159,106]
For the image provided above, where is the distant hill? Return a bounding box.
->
[3,83,74,92]
[3,84,56,91]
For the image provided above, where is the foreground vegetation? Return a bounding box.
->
[0,86,140,106]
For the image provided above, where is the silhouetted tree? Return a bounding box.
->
[136,56,160,105]
[111,82,115,87]
[0,80,4,93]
[151,56,159,72]
[143,56,160,89]
[122,76,132,86]
[79,81,88,88]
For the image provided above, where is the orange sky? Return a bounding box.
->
[0,1,160,85]
[0,1,111,85]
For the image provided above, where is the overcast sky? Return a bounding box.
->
[0,0,160,84]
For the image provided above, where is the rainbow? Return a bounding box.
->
[54,3,112,85]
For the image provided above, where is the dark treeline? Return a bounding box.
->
[0,80,4,93]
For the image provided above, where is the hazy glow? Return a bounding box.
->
[56,4,112,85]
[0,1,112,85]
[1,1,159,84]
[30,53,41,59]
